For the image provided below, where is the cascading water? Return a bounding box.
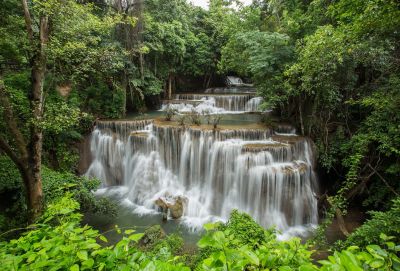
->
[161,93,264,113]
[86,119,319,237]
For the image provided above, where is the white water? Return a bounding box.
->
[86,120,318,237]
[161,94,264,114]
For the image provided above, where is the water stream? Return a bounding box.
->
[85,90,318,240]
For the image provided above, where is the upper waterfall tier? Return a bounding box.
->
[205,86,256,94]
[86,119,318,232]
[161,93,264,113]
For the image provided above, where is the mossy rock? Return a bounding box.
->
[139,225,166,249]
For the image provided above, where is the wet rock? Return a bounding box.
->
[155,195,188,219]
[169,196,188,219]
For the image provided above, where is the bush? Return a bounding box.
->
[189,109,202,126]
[164,105,178,121]
[0,156,117,234]
[335,198,400,250]
[1,200,399,271]
[219,209,267,248]
[196,212,400,271]
[0,195,190,271]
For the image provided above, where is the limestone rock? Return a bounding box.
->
[155,195,188,219]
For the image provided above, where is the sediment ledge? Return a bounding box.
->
[153,118,268,131]
[242,143,289,152]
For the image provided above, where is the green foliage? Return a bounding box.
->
[336,199,400,249]
[80,81,125,119]
[1,203,399,271]
[219,210,266,248]
[0,195,189,271]
[140,226,184,260]
[196,211,399,271]
[220,30,293,106]
[0,156,27,233]
[189,109,202,126]
[164,106,178,121]
[196,210,314,271]
[319,241,400,271]
[0,156,116,233]
[41,167,117,218]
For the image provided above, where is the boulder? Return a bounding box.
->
[155,195,188,220]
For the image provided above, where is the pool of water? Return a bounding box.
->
[123,111,266,126]
[84,188,203,246]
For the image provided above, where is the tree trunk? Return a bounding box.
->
[168,73,173,100]
[298,95,305,136]
[139,52,144,80]
[21,0,49,222]
[26,16,48,221]
[206,73,212,89]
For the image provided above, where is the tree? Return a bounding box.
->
[0,0,120,222]
[0,0,50,221]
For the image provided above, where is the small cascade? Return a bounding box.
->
[86,120,318,233]
[205,87,256,94]
[161,93,264,113]
[245,97,263,112]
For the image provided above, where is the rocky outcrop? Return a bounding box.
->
[155,195,188,220]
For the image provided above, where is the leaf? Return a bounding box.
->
[240,247,259,266]
[124,229,135,235]
[77,250,88,261]
[203,223,217,231]
[82,258,94,268]
[368,259,385,268]
[128,233,144,242]
[213,231,226,245]
[366,245,388,257]
[99,235,108,243]
[70,264,79,271]
[197,235,215,248]
[299,264,318,271]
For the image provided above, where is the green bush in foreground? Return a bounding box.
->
[0,196,399,270]
[197,214,400,271]
[0,195,189,271]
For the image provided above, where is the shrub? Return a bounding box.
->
[164,105,178,121]
[0,195,190,271]
[189,109,202,125]
[0,156,117,234]
[335,198,400,250]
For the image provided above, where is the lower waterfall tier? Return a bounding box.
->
[85,119,318,234]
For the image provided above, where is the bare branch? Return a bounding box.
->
[367,163,399,196]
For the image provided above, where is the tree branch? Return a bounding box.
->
[0,81,28,159]
[21,0,34,43]
[367,163,399,196]
[0,135,29,187]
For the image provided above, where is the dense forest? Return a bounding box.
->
[0,0,399,270]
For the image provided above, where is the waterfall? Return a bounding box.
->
[86,120,318,233]
[161,94,264,113]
